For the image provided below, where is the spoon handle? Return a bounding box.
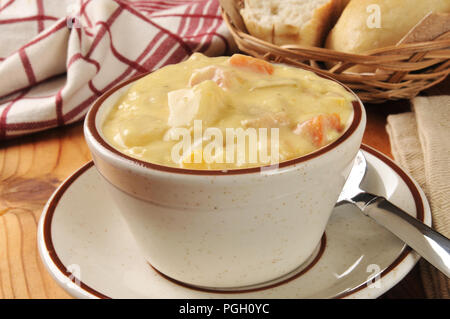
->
[359,194,450,278]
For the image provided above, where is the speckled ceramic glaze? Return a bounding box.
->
[36,146,431,298]
[83,73,366,288]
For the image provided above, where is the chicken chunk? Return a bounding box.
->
[188,66,232,89]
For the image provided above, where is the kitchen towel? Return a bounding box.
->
[0,0,234,139]
[386,95,450,298]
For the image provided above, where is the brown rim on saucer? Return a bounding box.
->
[42,161,110,299]
[41,144,425,299]
[85,70,364,175]
[148,233,327,294]
[334,145,425,299]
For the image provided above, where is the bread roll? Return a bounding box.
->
[240,0,342,47]
[341,0,351,8]
[326,0,450,55]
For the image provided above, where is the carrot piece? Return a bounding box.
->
[328,113,343,132]
[294,113,343,147]
[308,115,325,147]
[229,54,274,75]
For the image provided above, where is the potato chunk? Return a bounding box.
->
[167,80,227,127]
[118,116,167,147]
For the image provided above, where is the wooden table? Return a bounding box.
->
[0,79,447,299]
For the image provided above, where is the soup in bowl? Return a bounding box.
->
[102,53,355,170]
[84,54,366,289]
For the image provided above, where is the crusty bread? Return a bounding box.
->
[326,0,450,55]
[341,0,351,8]
[240,0,342,47]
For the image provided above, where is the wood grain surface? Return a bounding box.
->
[0,78,447,298]
[0,124,91,298]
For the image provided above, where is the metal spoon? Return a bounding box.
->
[337,151,450,278]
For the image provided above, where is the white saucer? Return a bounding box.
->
[37,145,431,299]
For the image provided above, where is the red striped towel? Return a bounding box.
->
[0,0,234,139]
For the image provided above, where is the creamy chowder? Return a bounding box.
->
[102,53,355,170]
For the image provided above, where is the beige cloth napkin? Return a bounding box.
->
[386,95,450,298]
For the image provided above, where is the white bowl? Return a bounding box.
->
[84,71,366,289]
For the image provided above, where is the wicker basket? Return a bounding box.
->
[220,0,450,103]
